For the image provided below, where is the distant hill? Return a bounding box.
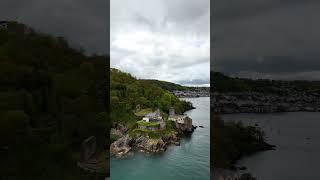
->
[141,79,209,92]
[140,79,188,91]
[212,71,320,93]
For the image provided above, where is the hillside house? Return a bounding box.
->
[138,108,166,131]
[143,108,163,122]
[168,107,192,126]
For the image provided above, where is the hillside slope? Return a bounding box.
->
[212,71,320,93]
[110,68,193,125]
[0,21,108,179]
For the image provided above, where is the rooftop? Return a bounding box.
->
[145,109,161,118]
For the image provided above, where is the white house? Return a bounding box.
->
[142,117,149,122]
[143,108,162,122]
[168,107,192,125]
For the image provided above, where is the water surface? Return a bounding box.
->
[222,112,320,180]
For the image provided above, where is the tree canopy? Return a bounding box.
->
[110,68,193,125]
[0,21,109,179]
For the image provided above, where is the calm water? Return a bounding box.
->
[111,97,210,180]
[222,112,320,180]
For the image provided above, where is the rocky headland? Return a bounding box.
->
[110,121,195,158]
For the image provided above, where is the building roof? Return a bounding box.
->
[145,109,161,118]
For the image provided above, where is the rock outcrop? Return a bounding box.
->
[162,132,180,145]
[133,136,166,153]
[110,110,195,158]
[110,135,132,158]
[171,115,196,135]
[175,121,196,134]
[110,129,184,157]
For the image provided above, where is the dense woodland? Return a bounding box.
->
[212,71,320,93]
[142,79,210,92]
[140,79,189,91]
[110,68,193,126]
[0,22,109,179]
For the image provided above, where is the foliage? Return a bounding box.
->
[0,21,109,179]
[134,108,153,117]
[110,68,193,125]
[211,72,250,92]
[137,120,160,127]
[140,79,188,91]
[212,71,320,93]
[129,120,176,139]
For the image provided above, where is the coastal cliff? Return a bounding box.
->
[110,119,195,158]
[110,69,197,158]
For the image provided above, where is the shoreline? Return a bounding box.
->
[110,105,197,158]
[222,112,320,179]
[213,112,275,180]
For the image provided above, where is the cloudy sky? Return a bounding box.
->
[111,0,210,86]
[213,0,320,80]
[0,0,108,55]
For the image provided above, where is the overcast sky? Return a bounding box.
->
[111,0,210,86]
[213,0,320,80]
[0,0,108,55]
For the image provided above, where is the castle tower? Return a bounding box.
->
[169,107,175,117]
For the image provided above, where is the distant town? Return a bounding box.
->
[173,87,210,98]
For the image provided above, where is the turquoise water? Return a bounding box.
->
[111,97,210,180]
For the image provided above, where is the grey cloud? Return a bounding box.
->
[215,56,320,74]
[111,0,210,86]
[213,0,320,80]
[0,0,108,55]
[165,0,209,22]
[214,0,319,22]
[177,79,210,86]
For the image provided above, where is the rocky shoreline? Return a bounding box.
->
[213,168,257,180]
[110,122,196,158]
[213,91,320,114]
